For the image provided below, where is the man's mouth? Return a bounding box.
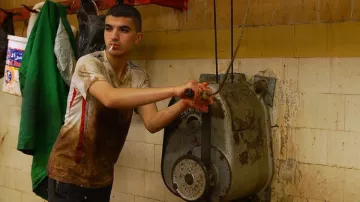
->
[110,44,120,48]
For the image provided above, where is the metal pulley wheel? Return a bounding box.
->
[171,155,209,201]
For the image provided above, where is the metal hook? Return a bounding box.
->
[91,0,99,15]
[66,0,77,10]
[21,4,39,13]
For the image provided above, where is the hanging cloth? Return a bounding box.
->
[76,0,105,58]
[76,0,123,58]
[0,9,15,79]
[17,1,77,199]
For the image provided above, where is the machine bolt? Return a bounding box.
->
[253,79,268,95]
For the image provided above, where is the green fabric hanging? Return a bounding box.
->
[18,0,77,199]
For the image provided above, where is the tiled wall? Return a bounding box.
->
[1,57,360,202]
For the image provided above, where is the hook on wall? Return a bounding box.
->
[65,0,77,10]
[21,4,39,13]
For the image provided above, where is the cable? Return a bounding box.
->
[184,0,252,100]
[209,0,251,96]
[230,0,234,83]
[213,0,219,84]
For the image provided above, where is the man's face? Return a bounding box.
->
[104,15,143,56]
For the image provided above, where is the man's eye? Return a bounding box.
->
[105,27,112,31]
[120,28,129,32]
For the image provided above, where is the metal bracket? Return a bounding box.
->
[253,75,276,107]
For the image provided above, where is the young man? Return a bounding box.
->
[46,3,213,202]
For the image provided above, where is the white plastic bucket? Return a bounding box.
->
[2,35,28,97]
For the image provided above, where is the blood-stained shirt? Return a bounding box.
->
[47,50,150,188]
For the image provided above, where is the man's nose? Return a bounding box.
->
[110,30,119,41]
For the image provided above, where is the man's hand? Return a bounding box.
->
[174,81,214,113]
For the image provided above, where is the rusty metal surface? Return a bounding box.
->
[161,73,274,202]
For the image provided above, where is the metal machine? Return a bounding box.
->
[161,0,276,200]
[161,73,275,201]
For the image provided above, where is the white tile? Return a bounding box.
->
[308,165,344,202]
[145,59,214,87]
[296,93,345,130]
[117,141,155,171]
[110,192,135,202]
[327,131,360,169]
[0,186,22,202]
[297,128,328,165]
[298,58,331,93]
[344,168,360,202]
[127,120,163,145]
[0,166,4,186]
[15,170,32,193]
[3,92,22,106]
[6,106,21,127]
[165,188,185,202]
[155,145,162,173]
[10,149,33,172]
[21,192,45,202]
[113,167,145,196]
[2,166,16,189]
[283,58,300,82]
[345,95,360,132]
[135,196,158,202]
[144,171,165,201]
[2,125,19,148]
[330,58,360,94]
[239,58,285,80]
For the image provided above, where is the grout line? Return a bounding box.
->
[319,92,360,96]
[287,161,360,171]
[114,165,160,173]
[0,185,28,194]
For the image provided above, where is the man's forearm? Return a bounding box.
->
[105,87,176,109]
[147,100,189,133]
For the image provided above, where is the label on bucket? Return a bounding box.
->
[2,47,24,96]
[6,48,24,68]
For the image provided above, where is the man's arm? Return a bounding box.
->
[89,80,178,109]
[137,101,189,134]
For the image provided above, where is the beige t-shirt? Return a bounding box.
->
[47,50,150,188]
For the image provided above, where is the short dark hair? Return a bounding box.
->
[106,4,142,32]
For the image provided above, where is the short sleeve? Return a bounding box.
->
[72,58,107,99]
[138,71,151,88]
[134,70,151,114]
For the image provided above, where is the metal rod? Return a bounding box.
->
[230,0,234,83]
[213,0,219,84]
